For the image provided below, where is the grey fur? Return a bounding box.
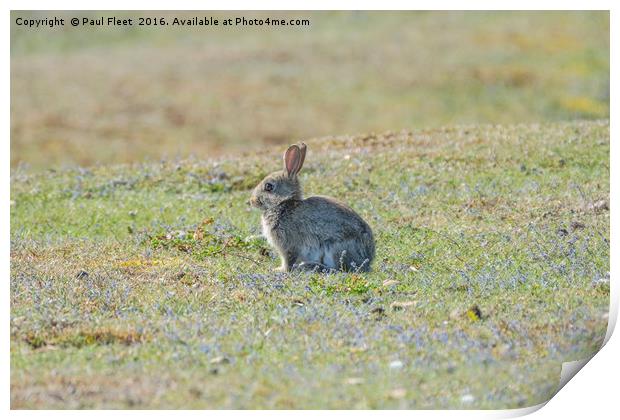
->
[250,143,375,272]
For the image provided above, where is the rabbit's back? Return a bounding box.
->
[271,196,375,271]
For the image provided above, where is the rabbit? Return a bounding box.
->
[250,142,375,273]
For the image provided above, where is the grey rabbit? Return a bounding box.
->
[250,143,375,272]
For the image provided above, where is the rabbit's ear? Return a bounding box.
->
[298,143,307,172]
[283,144,303,177]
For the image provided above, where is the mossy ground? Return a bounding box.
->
[10,120,609,408]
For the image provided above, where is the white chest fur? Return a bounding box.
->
[261,216,276,247]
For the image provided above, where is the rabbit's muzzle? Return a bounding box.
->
[249,195,261,208]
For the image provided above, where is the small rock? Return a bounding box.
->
[209,356,230,365]
[382,279,399,287]
[461,394,475,403]
[391,301,416,310]
[75,270,89,279]
[389,360,404,369]
[388,388,407,399]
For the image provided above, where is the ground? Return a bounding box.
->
[10,120,610,409]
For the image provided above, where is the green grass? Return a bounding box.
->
[10,120,610,408]
[11,11,609,169]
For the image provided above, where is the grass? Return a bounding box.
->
[11,11,609,169]
[10,120,610,409]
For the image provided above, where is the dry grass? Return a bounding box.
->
[11,11,609,169]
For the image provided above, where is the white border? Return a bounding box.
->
[3,1,617,419]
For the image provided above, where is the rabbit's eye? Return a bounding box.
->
[264,182,274,192]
